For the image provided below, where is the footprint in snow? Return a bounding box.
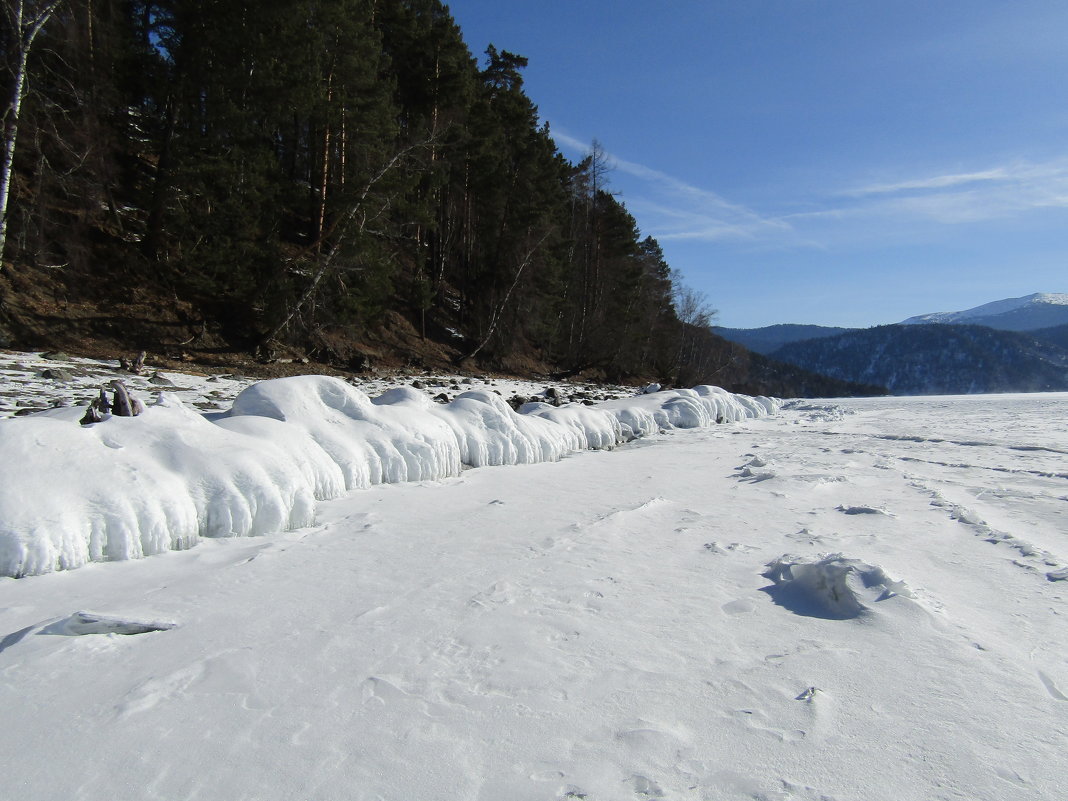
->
[630,774,664,798]
[704,541,757,554]
[721,599,756,615]
[785,528,836,545]
[732,708,807,743]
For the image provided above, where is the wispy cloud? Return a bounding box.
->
[551,131,795,244]
[834,159,1068,225]
[551,128,1068,249]
[844,168,1010,197]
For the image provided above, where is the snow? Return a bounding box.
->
[0,363,778,578]
[761,553,916,619]
[900,291,1068,325]
[1,354,1066,801]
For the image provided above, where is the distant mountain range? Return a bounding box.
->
[772,324,1068,395]
[714,293,1068,395]
[899,292,1068,331]
[711,324,856,355]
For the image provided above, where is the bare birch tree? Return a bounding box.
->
[0,0,62,266]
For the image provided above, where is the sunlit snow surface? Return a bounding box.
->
[1,364,1066,800]
[0,367,774,577]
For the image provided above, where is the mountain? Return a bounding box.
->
[712,324,856,355]
[771,324,1068,395]
[899,293,1068,332]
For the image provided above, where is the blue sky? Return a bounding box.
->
[444,0,1068,328]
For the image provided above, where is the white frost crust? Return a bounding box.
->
[0,376,775,577]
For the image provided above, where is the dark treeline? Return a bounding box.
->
[1,0,875,396]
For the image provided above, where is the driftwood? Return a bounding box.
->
[110,380,142,416]
[79,381,143,425]
[118,351,146,374]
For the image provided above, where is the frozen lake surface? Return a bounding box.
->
[1,377,1065,800]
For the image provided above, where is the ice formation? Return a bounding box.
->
[0,376,778,577]
[761,553,915,619]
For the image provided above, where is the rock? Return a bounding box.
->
[37,367,75,382]
[148,372,176,386]
[411,380,427,389]
[40,351,71,361]
[433,393,450,404]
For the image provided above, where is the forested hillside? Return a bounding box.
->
[772,324,1068,395]
[0,0,872,396]
[1028,323,1068,351]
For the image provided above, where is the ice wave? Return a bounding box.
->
[0,376,777,577]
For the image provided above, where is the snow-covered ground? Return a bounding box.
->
[0,352,771,578]
[1,355,1066,800]
[0,350,637,419]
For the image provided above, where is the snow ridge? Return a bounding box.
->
[0,376,777,577]
[900,292,1068,325]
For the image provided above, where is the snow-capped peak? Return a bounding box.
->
[900,292,1068,328]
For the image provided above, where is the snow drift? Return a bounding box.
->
[761,553,915,619]
[0,376,777,577]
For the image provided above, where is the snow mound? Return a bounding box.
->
[761,554,915,619]
[228,378,466,488]
[0,376,776,577]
